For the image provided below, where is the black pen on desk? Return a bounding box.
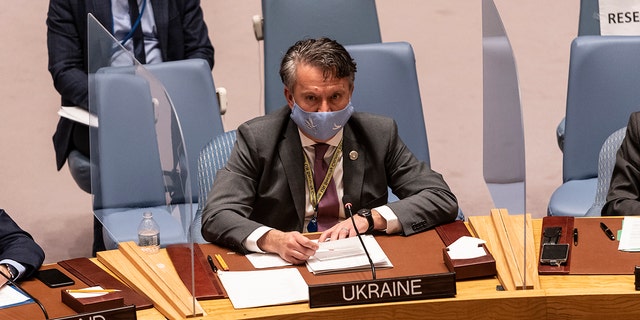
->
[600,222,616,241]
[207,255,218,273]
[573,228,579,246]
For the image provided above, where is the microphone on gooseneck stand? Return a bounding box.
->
[0,271,49,319]
[343,198,376,280]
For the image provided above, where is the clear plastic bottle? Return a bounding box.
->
[137,211,160,254]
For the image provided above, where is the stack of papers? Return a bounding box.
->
[618,217,640,252]
[306,235,393,274]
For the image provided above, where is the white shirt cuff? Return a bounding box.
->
[0,259,25,280]
[242,226,273,253]
[374,205,401,234]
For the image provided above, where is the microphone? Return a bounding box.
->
[0,271,49,319]
[343,198,376,280]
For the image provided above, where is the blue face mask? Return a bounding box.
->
[290,102,354,141]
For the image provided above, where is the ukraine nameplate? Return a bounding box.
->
[308,272,456,308]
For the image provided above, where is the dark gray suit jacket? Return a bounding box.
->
[47,0,214,170]
[201,107,458,253]
[604,111,640,215]
[0,209,45,279]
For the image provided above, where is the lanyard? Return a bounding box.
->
[303,139,343,215]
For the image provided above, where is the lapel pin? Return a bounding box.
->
[349,150,358,161]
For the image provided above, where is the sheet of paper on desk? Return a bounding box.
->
[446,236,488,259]
[245,252,292,269]
[618,217,640,252]
[0,285,32,309]
[217,268,308,309]
[306,235,392,274]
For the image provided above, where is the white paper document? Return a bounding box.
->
[217,268,308,309]
[0,285,31,309]
[58,106,99,127]
[618,217,640,252]
[446,236,488,260]
[245,252,292,269]
[306,235,392,274]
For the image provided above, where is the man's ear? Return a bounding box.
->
[284,87,294,108]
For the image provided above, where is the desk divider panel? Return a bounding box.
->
[469,209,540,290]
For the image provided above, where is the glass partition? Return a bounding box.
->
[87,14,198,315]
[481,0,532,291]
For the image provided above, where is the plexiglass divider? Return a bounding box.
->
[87,14,198,315]
[482,0,533,291]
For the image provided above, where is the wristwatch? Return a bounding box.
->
[1,263,17,281]
[356,208,374,233]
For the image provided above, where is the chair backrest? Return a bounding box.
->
[99,59,224,203]
[585,126,627,216]
[563,36,640,183]
[193,130,237,243]
[578,0,600,36]
[344,42,430,165]
[91,73,166,210]
[261,0,381,114]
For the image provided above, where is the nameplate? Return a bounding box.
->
[308,272,456,308]
[51,305,137,320]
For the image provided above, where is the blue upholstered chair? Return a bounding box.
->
[192,130,237,243]
[344,42,464,220]
[548,36,640,217]
[256,0,381,114]
[585,127,627,217]
[90,73,189,249]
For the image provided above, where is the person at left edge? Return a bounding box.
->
[46,0,214,255]
[201,37,458,265]
[0,209,45,287]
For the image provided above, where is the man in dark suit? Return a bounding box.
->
[0,209,45,287]
[603,112,640,215]
[201,38,458,264]
[47,0,214,173]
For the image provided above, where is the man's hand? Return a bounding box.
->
[257,230,319,264]
[0,264,11,287]
[318,209,387,242]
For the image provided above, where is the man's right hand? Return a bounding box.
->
[257,230,319,264]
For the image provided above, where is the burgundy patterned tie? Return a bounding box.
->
[314,143,340,231]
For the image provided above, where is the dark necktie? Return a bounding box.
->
[128,0,146,64]
[313,143,340,231]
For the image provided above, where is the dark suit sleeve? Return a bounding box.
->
[47,0,89,109]
[178,0,214,69]
[379,119,459,235]
[603,112,640,216]
[0,210,45,279]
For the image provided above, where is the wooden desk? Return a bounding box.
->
[4,218,640,320]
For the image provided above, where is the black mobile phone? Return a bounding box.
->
[539,243,570,267]
[36,268,75,288]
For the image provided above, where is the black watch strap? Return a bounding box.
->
[2,263,17,281]
[357,209,374,233]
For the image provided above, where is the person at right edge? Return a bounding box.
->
[201,37,458,265]
[603,111,640,215]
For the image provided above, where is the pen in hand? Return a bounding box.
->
[600,222,616,241]
[207,255,218,273]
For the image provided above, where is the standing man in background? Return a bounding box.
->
[47,0,214,255]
